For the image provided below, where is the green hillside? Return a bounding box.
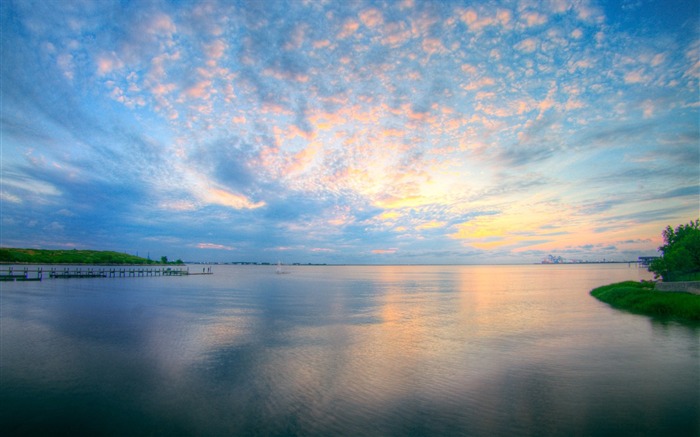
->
[0,248,182,265]
[591,281,700,323]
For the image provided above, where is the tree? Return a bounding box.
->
[160,256,169,264]
[649,219,700,281]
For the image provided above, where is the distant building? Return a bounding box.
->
[542,254,566,264]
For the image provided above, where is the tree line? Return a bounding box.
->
[0,248,184,265]
[648,219,700,282]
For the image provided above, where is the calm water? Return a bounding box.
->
[1,264,697,436]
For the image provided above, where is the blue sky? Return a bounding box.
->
[1,0,698,264]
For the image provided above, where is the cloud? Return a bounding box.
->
[416,220,447,230]
[196,243,234,250]
[372,248,397,254]
[359,8,384,28]
[44,222,64,232]
[97,53,123,75]
[521,12,548,27]
[623,69,649,84]
[515,38,538,53]
[337,19,359,39]
[422,37,446,55]
[310,247,334,253]
[203,188,265,210]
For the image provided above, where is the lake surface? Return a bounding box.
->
[1,264,697,436]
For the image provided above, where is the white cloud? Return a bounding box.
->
[196,243,234,250]
[623,69,648,84]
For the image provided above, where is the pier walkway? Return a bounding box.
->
[0,266,212,281]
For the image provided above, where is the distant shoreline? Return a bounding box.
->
[0,248,183,266]
[0,261,643,267]
[0,246,645,268]
[0,262,178,266]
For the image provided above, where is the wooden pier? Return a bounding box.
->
[0,266,212,281]
[0,266,43,282]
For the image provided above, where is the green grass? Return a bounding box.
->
[591,281,700,323]
[0,248,181,265]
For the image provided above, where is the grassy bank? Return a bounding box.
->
[0,248,182,265]
[591,281,700,323]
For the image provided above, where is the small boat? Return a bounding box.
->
[275,261,290,274]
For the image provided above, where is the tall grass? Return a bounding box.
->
[591,281,700,323]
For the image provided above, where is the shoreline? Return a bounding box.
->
[591,281,700,323]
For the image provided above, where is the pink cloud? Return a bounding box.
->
[147,13,176,36]
[623,70,648,84]
[205,39,226,66]
[284,23,307,51]
[359,8,384,28]
[515,38,538,53]
[462,76,495,91]
[337,19,359,39]
[184,80,212,99]
[521,11,548,27]
[496,9,512,26]
[312,39,331,49]
[381,22,412,47]
[458,8,510,32]
[96,53,123,75]
[422,37,446,55]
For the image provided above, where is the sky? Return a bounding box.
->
[1,0,698,264]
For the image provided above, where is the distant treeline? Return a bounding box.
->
[0,248,184,265]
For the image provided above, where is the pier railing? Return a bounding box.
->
[0,266,212,281]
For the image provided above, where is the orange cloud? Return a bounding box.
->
[451,216,506,241]
[379,211,401,220]
[286,142,322,175]
[372,248,397,254]
[374,195,429,209]
[204,188,265,210]
[416,220,446,230]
